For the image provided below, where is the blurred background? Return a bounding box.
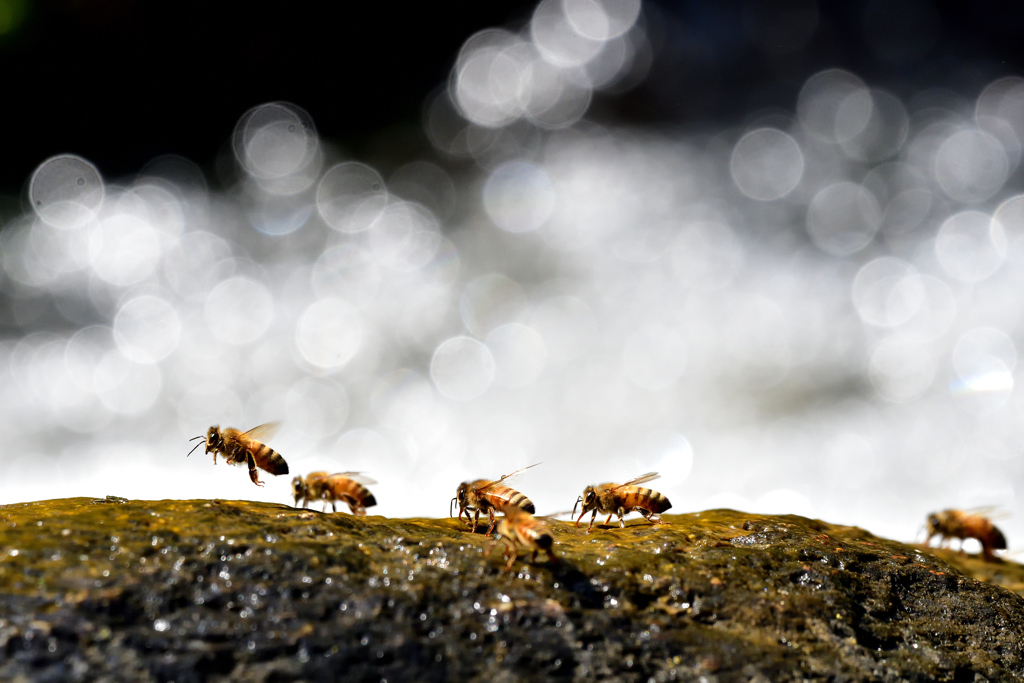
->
[2,0,1024,547]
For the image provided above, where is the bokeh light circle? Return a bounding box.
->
[430,336,496,401]
[797,69,869,143]
[232,102,319,182]
[29,155,105,230]
[730,128,804,200]
[934,129,1009,203]
[934,211,1006,282]
[994,195,1024,266]
[563,0,641,41]
[851,257,922,328]
[204,277,274,346]
[94,350,163,414]
[113,295,181,363]
[487,323,547,387]
[316,162,388,233]
[88,213,163,286]
[634,430,692,487]
[483,161,556,233]
[295,298,363,370]
[806,182,881,255]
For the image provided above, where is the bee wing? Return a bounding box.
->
[610,472,661,491]
[330,472,377,486]
[476,462,541,493]
[240,422,280,443]
[963,505,1012,520]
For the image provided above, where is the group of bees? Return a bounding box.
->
[190,423,1009,567]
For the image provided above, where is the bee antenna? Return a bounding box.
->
[186,439,205,457]
[188,435,204,442]
[572,495,582,517]
[450,496,458,518]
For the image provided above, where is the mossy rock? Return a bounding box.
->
[1,498,1023,681]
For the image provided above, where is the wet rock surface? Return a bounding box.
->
[1,498,1023,682]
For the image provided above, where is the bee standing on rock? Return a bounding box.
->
[451,463,540,534]
[574,472,671,533]
[924,509,1007,562]
[492,505,557,571]
[188,423,289,487]
[292,472,378,515]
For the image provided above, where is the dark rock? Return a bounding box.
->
[0,498,1022,681]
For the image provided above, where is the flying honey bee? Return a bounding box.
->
[492,505,557,571]
[292,471,378,515]
[187,423,289,487]
[451,463,540,535]
[573,472,671,532]
[924,508,1007,562]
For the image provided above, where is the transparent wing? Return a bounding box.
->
[962,506,1012,521]
[330,472,377,486]
[476,462,541,493]
[241,422,280,442]
[610,472,661,491]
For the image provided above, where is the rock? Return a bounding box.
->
[1,498,1023,681]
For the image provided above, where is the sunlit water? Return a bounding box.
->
[2,0,1024,550]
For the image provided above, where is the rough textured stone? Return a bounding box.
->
[0,497,1022,681]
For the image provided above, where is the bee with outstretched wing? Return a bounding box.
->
[188,423,288,486]
[451,463,540,534]
[573,472,671,532]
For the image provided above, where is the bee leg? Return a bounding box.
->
[472,509,481,534]
[604,513,615,527]
[246,454,264,486]
[485,508,497,536]
[645,511,663,525]
[545,549,558,564]
[586,510,597,533]
[504,546,517,571]
[531,550,538,563]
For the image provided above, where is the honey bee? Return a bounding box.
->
[924,509,1007,561]
[492,505,557,571]
[451,463,540,535]
[292,471,378,515]
[187,423,289,487]
[573,472,671,533]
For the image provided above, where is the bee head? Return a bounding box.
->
[582,486,597,511]
[291,476,307,505]
[925,512,941,534]
[205,426,222,452]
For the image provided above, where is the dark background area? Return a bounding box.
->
[1,0,1024,196]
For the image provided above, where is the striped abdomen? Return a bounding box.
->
[247,442,289,475]
[483,485,535,514]
[324,476,377,510]
[224,431,289,475]
[516,519,553,550]
[621,486,671,514]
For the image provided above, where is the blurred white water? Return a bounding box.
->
[3,1,1024,552]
